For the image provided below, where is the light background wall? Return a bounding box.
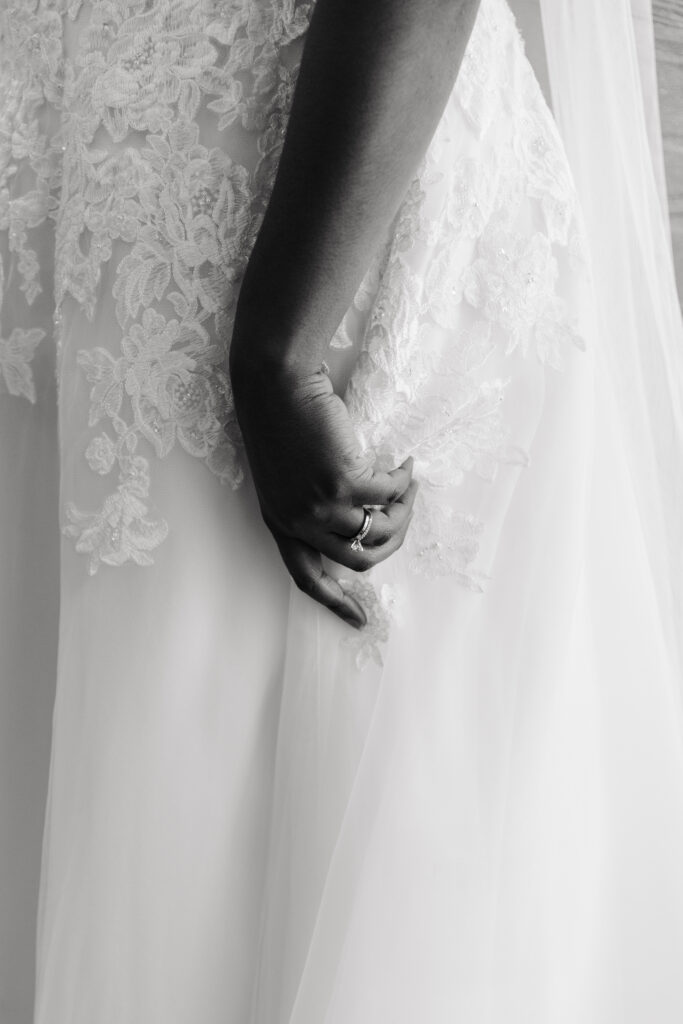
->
[655,0,683,302]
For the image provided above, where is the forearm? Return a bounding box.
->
[231,0,481,377]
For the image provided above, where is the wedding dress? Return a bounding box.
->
[2,0,683,1022]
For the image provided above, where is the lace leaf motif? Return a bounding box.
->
[57,0,311,572]
[0,327,46,402]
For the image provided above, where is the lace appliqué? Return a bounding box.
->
[339,577,403,671]
[0,325,46,402]
[461,219,586,371]
[64,455,170,573]
[56,0,312,571]
[407,501,490,588]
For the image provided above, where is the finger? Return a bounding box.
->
[363,478,419,548]
[313,496,416,572]
[331,477,419,549]
[274,534,367,629]
[349,456,415,507]
[301,461,416,538]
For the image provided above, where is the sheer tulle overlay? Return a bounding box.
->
[1,1,683,1021]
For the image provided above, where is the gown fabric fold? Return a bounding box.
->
[1,0,683,1021]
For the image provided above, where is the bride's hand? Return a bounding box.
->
[231,360,418,629]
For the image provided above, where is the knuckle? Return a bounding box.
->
[285,503,309,533]
[309,501,331,527]
[330,477,351,505]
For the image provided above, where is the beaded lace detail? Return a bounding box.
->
[1,0,589,656]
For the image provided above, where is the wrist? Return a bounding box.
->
[229,331,330,423]
[229,336,322,390]
[229,308,324,387]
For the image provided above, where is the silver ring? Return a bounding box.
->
[350,507,373,552]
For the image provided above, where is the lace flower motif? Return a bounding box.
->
[512,109,578,247]
[339,578,404,671]
[80,8,218,142]
[404,498,488,588]
[85,432,117,475]
[57,0,312,571]
[69,304,241,572]
[462,220,585,370]
[64,454,170,575]
[455,0,511,137]
[445,155,498,242]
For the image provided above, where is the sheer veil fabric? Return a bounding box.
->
[0,1,682,1022]
[539,0,683,679]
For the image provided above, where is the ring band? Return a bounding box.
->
[350,508,373,552]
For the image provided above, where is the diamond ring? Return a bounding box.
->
[349,507,373,552]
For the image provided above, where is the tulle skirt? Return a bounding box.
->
[30,261,683,1024]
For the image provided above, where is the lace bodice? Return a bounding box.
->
[0,0,589,662]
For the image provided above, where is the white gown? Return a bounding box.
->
[2,1,683,1022]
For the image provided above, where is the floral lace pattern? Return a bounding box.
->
[54,0,311,569]
[0,0,63,402]
[339,578,403,671]
[1,0,590,663]
[461,219,585,370]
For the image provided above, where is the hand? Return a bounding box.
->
[231,360,418,629]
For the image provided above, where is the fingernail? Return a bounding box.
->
[401,456,414,471]
[343,610,365,630]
